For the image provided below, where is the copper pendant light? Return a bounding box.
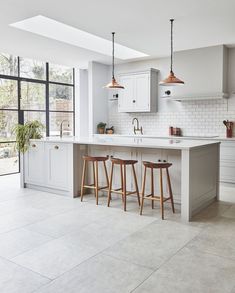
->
[104,32,124,89]
[159,19,184,86]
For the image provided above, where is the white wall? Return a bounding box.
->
[75,68,89,137]
[80,46,235,137]
[106,46,235,137]
[88,61,109,135]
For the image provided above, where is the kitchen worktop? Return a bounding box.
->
[33,135,220,150]
[93,133,235,141]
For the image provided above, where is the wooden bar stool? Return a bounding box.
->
[107,157,140,211]
[80,155,109,205]
[140,160,175,219]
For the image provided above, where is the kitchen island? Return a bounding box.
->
[21,136,220,222]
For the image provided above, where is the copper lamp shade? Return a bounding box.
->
[104,32,124,89]
[159,70,184,86]
[160,19,184,86]
[105,77,124,89]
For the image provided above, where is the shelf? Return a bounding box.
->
[161,92,229,102]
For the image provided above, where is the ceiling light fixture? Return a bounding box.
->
[104,32,124,89]
[159,19,184,86]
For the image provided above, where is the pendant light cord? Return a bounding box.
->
[112,32,115,79]
[170,19,174,73]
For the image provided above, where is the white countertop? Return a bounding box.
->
[33,136,220,150]
[94,134,235,141]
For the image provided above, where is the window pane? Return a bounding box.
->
[20,82,46,110]
[49,84,73,111]
[49,112,73,136]
[20,58,46,80]
[0,53,18,76]
[0,142,19,175]
[49,64,73,84]
[0,79,18,109]
[24,111,46,134]
[0,110,18,141]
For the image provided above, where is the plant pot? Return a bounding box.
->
[98,128,105,134]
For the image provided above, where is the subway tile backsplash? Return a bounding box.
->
[108,99,235,137]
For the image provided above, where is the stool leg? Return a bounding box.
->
[95,161,99,205]
[132,164,140,206]
[123,164,127,211]
[103,161,109,188]
[80,160,87,202]
[120,164,124,203]
[140,166,147,215]
[166,168,175,213]
[159,168,164,220]
[107,162,114,207]
[151,167,154,209]
[92,162,96,198]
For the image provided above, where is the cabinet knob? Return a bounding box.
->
[133,100,136,103]
[32,144,36,148]
[54,145,59,150]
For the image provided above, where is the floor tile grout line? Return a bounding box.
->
[129,227,204,293]
[24,217,163,289]
[0,254,53,282]
[184,244,235,264]
[27,216,200,291]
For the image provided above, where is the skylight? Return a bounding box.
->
[10,15,148,60]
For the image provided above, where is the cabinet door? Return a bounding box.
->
[24,141,45,185]
[45,143,70,190]
[135,73,150,111]
[118,76,135,112]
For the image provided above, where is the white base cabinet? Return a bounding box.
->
[23,141,81,197]
[88,146,182,204]
[24,141,45,186]
[219,141,235,202]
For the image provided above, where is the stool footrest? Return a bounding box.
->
[84,184,109,191]
[142,195,171,202]
[110,189,138,196]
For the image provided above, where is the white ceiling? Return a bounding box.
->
[1,0,235,68]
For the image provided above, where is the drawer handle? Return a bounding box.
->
[54,145,59,150]
[32,144,36,148]
[133,100,136,103]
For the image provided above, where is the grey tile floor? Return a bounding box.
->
[0,174,235,293]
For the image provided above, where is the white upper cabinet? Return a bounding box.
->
[118,69,158,113]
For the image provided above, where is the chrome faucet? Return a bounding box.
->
[132,118,143,135]
[60,120,70,138]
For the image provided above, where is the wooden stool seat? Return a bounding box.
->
[107,157,140,211]
[81,155,109,205]
[140,160,175,219]
[83,155,109,162]
[143,161,172,169]
[110,158,138,165]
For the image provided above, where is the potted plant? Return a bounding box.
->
[97,122,106,134]
[13,120,44,153]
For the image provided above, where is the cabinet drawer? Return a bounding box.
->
[220,142,235,161]
[220,160,235,183]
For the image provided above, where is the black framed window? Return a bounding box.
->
[0,53,75,176]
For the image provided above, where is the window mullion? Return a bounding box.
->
[46,62,49,137]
